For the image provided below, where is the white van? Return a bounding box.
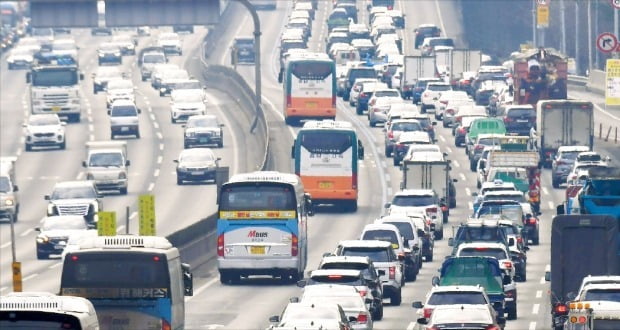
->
[0,157,19,222]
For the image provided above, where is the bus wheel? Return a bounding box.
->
[343,200,357,212]
[285,117,297,126]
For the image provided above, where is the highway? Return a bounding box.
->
[0,1,614,330]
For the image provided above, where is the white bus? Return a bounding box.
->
[1,292,99,329]
[249,0,276,10]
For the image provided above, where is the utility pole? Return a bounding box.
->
[533,0,537,46]
[575,1,580,74]
[588,0,593,73]
[595,0,599,69]
[560,0,566,54]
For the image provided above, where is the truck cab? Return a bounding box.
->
[0,157,19,222]
[82,141,130,195]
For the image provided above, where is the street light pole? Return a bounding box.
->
[575,1,580,74]
[560,0,566,54]
[236,0,262,132]
[533,0,537,46]
[588,0,593,73]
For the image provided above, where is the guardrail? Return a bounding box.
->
[568,70,605,96]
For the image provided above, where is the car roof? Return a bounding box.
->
[457,242,508,250]
[362,223,400,232]
[320,255,371,265]
[310,269,362,277]
[558,146,591,153]
[395,189,435,196]
[431,305,493,323]
[338,240,392,248]
[54,181,95,188]
[429,285,485,293]
[302,284,360,296]
[483,190,524,197]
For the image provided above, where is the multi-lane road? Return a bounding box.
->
[0,1,615,330]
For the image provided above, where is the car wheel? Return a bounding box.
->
[435,227,443,239]
[393,158,399,166]
[477,180,481,189]
[373,303,384,321]
[369,120,376,127]
[384,146,391,157]
[218,140,224,148]
[184,142,190,149]
[349,100,355,106]
[119,187,128,195]
[425,253,433,262]
[25,144,32,152]
[391,290,402,306]
[552,178,559,189]
[71,114,80,123]
[470,160,477,172]
[136,131,140,139]
[507,306,517,320]
[177,177,183,185]
[93,87,98,94]
[343,93,350,101]
[59,141,66,150]
[420,105,426,113]
[532,235,540,245]
[356,105,363,115]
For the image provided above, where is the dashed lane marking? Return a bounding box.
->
[156,132,163,140]
[154,169,160,177]
[49,262,62,269]
[540,276,546,284]
[529,322,536,330]
[532,303,540,314]
[20,229,33,237]
[465,187,471,196]
[468,202,473,210]
[157,156,163,164]
[117,225,125,233]
[445,146,452,153]
[548,201,555,210]
[159,143,164,150]
[459,173,466,181]
[542,187,549,196]
[536,290,542,298]
[453,160,460,168]
[439,135,445,142]
[147,182,155,191]
[22,273,38,282]
[1,242,11,249]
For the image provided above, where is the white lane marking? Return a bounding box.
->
[406,322,416,330]
[459,173,466,181]
[20,229,33,237]
[159,143,164,151]
[156,132,163,140]
[468,202,473,210]
[465,187,471,196]
[130,211,137,219]
[380,160,387,169]
[453,160,460,168]
[385,173,391,182]
[529,322,537,330]
[149,113,156,121]
[387,187,393,197]
[536,290,542,298]
[532,303,540,314]
[154,169,160,177]
[147,182,154,191]
[1,242,11,249]
[157,156,163,164]
[592,100,620,120]
[542,187,549,196]
[548,201,555,210]
[445,146,452,153]
[16,148,22,157]
[185,277,219,302]
[439,135,445,142]
[49,262,62,269]
[540,276,546,284]
[153,121,159,129]
[89,134,94,141]
[117,225,125,233]
[22,273,38,282]
[76,172,85,180]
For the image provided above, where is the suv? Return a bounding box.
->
[385,189,444,239]
[356,81,388,115]
[332,240,404,306]
[317,256,384,320]
[375,216,423,272]
[343,66,378,101]
[360,223,419,281]
[467,133,505,171]
[44,181,102,227]
[183,115,224,148]
[502,105,536,136]
[551,146,591,188]
[383,119,422,157]
[349,78,378,107]
[448,220,509,256]
[412,285,496,321]
[413,24,441,49]
[420,82,452,113]
[412,78,442,104]
[139,47,167,81]
[108,100,141,139]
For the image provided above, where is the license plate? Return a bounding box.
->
[191,171,204,175]
[121,127,129,132]
[199,138,208,143]
[517,119,528,123]
[51,106,61,112]
[54,244,65,250]
[250,246,265,255]
[319,181,332,189]
[306,102,317,108]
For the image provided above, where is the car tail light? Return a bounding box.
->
[370,99,376,106]
[423,308,433,318]
[352,173,358,189]
[456,116,462,123]
[554,304,568,315]
[389,266,395,279]
[217,234,225,257]
[458,127,466,134]
[356,313,368,323]
[503,261,513,269]
[292,234,298,256]
[388,131,394,139]
[360,92,366,98]
[354,86,361,92]
[484,326,500,330]
[286,95,292,107]
[440,100,448,105]
[505,290,515,298]
[446,109,455,115]
[423,92,429,97]
[162,319,171,330]
[387,5,393,9]
[517,236,523,244]
[440,205,448,212]
[474,144,484,151]
[528,217,537,225]
[358,290,367,297]
[504,117,513,123]
[373,107,381,112]
[403,86,411,91]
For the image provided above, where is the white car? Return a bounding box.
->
[170,89,207,123]
[23,114,66,151]
[416,304,504,330]
[349,78,379,107]
[51,38,78,60]
[108,99,141,139]
[433,90,471,121]
[111,34,136,55]
[157,32,182,55]
[368,89,403,127]
[386,189,444,239]
[420,82,452,113]
[7,46,34,70]
[360,223,417,281]
[106,79,135,108]
[268,302,352,330]
[412,285,496,322]
[300,285,373,330]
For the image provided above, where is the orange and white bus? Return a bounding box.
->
[282,52,337,126]
[292,120,364,212]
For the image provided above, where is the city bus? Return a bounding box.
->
[1,292,99,329]
[282,52,337,126]
[59,235,194,330]
[217,171,313,284]
[249,0,277,10]
[292,120,365,212]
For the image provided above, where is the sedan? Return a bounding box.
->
[170,89,206,123]
[416,304,505,330]
[35,215,89,259]
[183,115,224,148]
[174,148,220,185]
[23,114,66,151]
[97,42,122,65]
[7,46,34,70]
[92,66,123,94]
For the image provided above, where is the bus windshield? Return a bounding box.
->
[0,312,82,330]
[220,183,296,211]
[61,253,169,293]
[291,62,333,80]
[300,131,352,154]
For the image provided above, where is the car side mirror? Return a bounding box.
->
[412,301,424,308]
[493,301,503,311]
[35,227,40,232]
[431,276,440,286]
[545,271,551,281]
[322,252,332,258]
[384,202,391,208]
[107,110,111,115]
[82,161,87,167]
[181,263,193,296]
[173,159,179,163]
[296,280,307,288]
[44,195,50,200]
[26,72,32,83]
[291,145,295,159]
[269,315,280,323]
[137,109,142,114]
[125,160,131,166]
[417,317,428,325]
[365,298,373,304]
[79,73,84,80]
[304,193,314,217]
[13,185,18,192]
[358,140,364,160]
[377,270,386,276]
[289,297,299,303]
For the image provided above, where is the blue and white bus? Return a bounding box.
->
[60,235,193,330]
[217,171,313,284]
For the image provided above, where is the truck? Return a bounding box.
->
[400,56,436,99]
[564,300,620,330]
[0,157,19,222]
[513,47,568,107]
[546,215,620,330]
[535,100,594,167]
[400,151,454,220]
[487,148,541,214]
[26,57,84,123]
[576,167,620,220]
[82,141,130,195]
[435,49,483,89]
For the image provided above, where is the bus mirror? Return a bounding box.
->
[304,193,314,216]
[278,70,283,83]
[181,263,193,296]
[358,140,364,160]
[26,72,32,83]
[291,144,295,159]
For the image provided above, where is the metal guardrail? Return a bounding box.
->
[567,75,589,86]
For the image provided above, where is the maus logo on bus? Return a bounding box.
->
[248,230,268,238]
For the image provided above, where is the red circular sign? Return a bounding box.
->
[611,0,620,9]
[597,32,618,53]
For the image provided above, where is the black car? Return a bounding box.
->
[502,105,536,136]
[97,43,122,65]
[414,24,440,49]
[183,115,224,148]
[173,25,194,34]
[91,27,113,36]
[35,215,89,259]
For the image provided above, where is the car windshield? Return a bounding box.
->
[111,105,137,116]
[578,154,602,162]
[29,116,59,126]
[428,84,451,91]
[560,152,580,161]
[187,117,218,128]
[42,217,87,231]
[172,81,202,90]
[459,248,507,259]
[89,153,123,167]
[0,177,11,193]
[508,109,535,117]
[584,289,620,302]
[282,305,339,321]
[342,247,390,263]
[308,275,362,286]
[51,186,96,199]
[392,122,422,132]
[484,194,525,203]
[392,195,435,207]
[52,42,75,51]
[362,230,398,247]
[180,152,214,162]
[455,227,503,242]
[385,222,414,240]
[173,92,202,103]
[375,90,399,98]
[427,292,487,305]
[143,53,165,64]
[478,138,502,146]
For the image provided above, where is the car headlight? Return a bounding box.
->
[119,172,126,179]
[4,198,14,206]
[98,53,104,57]
[185,132,195,138]
[36,235,49,244]
[114,52,121,56]
[71,99,80,105]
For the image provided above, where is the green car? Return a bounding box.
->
[466,118,507,169]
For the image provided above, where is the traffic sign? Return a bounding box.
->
[611,0,620,9]
[537,5,550,28]
[139,194,156,236]
[537,0,549,6]
[12,262,22,292]
[606,59,620,106]
[98,212,117,236]
[597,33,619,53]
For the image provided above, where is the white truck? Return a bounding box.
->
[535,100,594,168]
[82,141,130,195]
[26,61,84,123]
[434,49,482,86]
[401,56,436,99]
[0,157,19,222]
[400,151,454,220]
